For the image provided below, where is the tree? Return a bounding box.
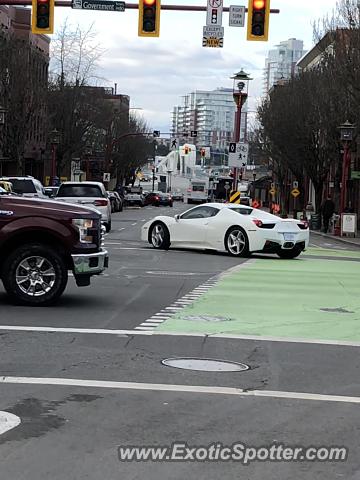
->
[0,32,47,173]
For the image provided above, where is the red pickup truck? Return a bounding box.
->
[0,190,109,306]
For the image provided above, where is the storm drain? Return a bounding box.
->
[320,307,354,314]
[161,357,249,372]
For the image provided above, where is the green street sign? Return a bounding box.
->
[351,170,360,180]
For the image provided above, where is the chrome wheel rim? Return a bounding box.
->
[227,229,246,255]
[16,256,56,297]
[151,224,165,248]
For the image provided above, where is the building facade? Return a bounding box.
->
[0,6,50,178]
[171,88,248,158]
[263,38,306,94]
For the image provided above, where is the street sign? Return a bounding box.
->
[71,0,125,10]
[191,130,197,137]
[153,130,160,137]
[228,142,249,167]
[103,172,111,182]
[291,188,300,198]
[293,180,299,189]
[351,170,360,179]
[229,5,245,27]
[206,0,223,26]
[202,25,224,48]
[229,191,241,204]
[269,187,276,196]
[224,183,231,190]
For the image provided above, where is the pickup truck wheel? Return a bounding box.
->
[2,244,68,306]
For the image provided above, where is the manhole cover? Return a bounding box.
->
[161,357,249,372]
[320,307,354,314]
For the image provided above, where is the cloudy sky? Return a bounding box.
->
[54,0,338,132]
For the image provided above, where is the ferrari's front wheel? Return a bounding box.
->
[225,226,249,257]
[149,222,170,250]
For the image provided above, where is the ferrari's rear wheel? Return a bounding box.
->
[277,247,302,259]
[150,222,170,250]
[225,226,249,257]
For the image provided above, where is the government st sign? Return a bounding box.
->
[71,0,125,11]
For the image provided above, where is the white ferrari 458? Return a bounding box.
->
[141,203,309,259]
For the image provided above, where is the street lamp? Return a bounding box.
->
[230,69,252,191]
[50,128,61,187]
[0,105,7,177]
[252,171,257,200]
[338,121,356,214]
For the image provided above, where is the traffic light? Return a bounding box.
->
[32,0,55,34]
[138,0,161,37]
[247,0,270,42]
[200,148,206,158]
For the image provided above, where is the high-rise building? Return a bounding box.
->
[171,88,248,152]
[263,38,306,93]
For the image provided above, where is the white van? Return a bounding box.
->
[186,179,208,204]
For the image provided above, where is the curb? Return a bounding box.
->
[310,230,360,248]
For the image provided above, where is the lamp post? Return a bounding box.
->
[167,169,173,192]
[252,171,257,200]
[338,121,356,214]
[0,105,7,177]
[50,128,61,186]
[231,70,252,191]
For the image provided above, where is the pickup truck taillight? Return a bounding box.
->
[94,199,108,207]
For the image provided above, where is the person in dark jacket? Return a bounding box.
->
[321,196,335,233]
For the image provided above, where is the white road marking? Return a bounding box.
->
[118,228,125,231]
[131,222,137,226]
[139,322,163,327]
[0,325,153,336]
[0,411,21,435]
[1,376,360,404]
[135,326,156,331]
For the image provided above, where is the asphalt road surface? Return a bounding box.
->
[0,203,359,479]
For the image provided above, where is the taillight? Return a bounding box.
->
[252,219,263,227]
[298,221,309,230]
[154,196,160,200]
[168,196,172,200]
[94,199,108,206]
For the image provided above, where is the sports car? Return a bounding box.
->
[141,203,309,258]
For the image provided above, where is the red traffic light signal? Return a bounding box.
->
[138,0,161,37]
[247,0,270,42]
[32,0,54,34]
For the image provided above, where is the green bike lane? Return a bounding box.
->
[156,250,360,343]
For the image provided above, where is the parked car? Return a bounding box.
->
[0,180,13,193]
[0,176,47,198]
[142,203,309,259]
[0,188,108,305]
[55,181,112,232]
[170,189,184,202]
[144,191,173,207]
[107,191,123,212]
[124,187,145,207]
[44,186,59,198]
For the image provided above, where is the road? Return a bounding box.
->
[0,202,359,479]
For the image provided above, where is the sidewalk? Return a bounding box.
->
[310,229,360,248]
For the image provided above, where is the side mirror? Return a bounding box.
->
[175,214,180,221]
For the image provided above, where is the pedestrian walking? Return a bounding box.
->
[321,196,335,233]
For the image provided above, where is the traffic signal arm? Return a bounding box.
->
[32,0,54,34]
[247,0,270,41]
[138,0,161,37]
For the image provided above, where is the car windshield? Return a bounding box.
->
[7,179,36,194]
[57,185,104,197]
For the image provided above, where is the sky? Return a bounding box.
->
[54,0,339,133]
